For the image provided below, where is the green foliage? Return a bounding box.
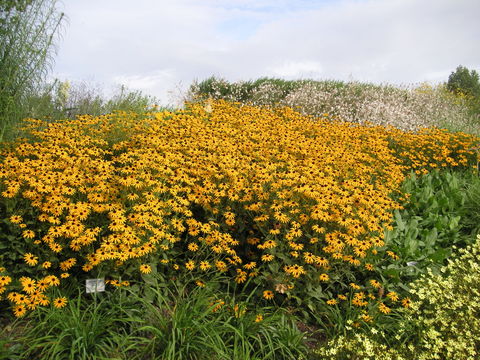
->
[0,0,34,13]
[128,277,308,360]
[0,0,64,141]
[24,81,161,121]
[446,66,480,124]
[381,169,480,285]
[0,278,308,360]
[1,290,142,360]
[314,233,480,360]
[447,65,480,98]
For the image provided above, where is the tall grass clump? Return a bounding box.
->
[127,277,307,360]
[187,77,479,134]
[0,0,65,141]
[9,290,141,360]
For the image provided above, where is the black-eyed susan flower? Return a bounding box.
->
[401,297,411,308]
[0,276,11,286]
[263,290,274,300]
[319,273,329,282]
[139,264,152,274]
[9,215,22,224]
[22,230,35,239]
[53,297,68,308]
[378,302,391,314]
[386,291,399,302]
[369,279,381,289]
[13,304,27,317]
[23,253,38,266]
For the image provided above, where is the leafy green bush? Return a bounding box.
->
[381,169,480,285]
[0,289,141,360]
[447,65,480,98]
[1,277,308,360]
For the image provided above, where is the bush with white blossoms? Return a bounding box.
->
[187,77,479,134]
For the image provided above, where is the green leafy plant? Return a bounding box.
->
[380,169,480,285]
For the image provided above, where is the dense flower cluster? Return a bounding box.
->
[0,100,478,318]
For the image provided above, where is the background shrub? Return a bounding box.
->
[187,77,480,134]
[447,65,480,98]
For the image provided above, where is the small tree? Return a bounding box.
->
[447,65,480,98]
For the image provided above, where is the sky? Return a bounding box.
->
[52,0,480,106]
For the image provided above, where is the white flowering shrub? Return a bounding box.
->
[187,78,478,134]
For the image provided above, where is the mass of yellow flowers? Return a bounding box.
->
[0,100,478,319]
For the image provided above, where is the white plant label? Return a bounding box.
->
[86,278,105,293]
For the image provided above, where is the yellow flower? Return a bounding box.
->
[284,264,306,278]
[139,264,152,274]
[13,304,27,317]
[326,299,337,305]
[0,276,12,286]
[235,269,247,283]
[386,291,399,302]
[185,260,195,271]
[23,253,38,266]
[199,261,211,271]
[255,314,263,322]
[243,262,256,270]
[263,290,274,300]
[187,243,199,252]
[22,230,35,239]
[261,254,274,262]
[46,275,60,286]
[378,303,391,314]
[60,258,76,271]
[319,273,329,282]
[9,215,23,224]
[53,297,68,308]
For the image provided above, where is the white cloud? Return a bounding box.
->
[112,69,176,99]
[52,0,480,105]
[267,60,323,78]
